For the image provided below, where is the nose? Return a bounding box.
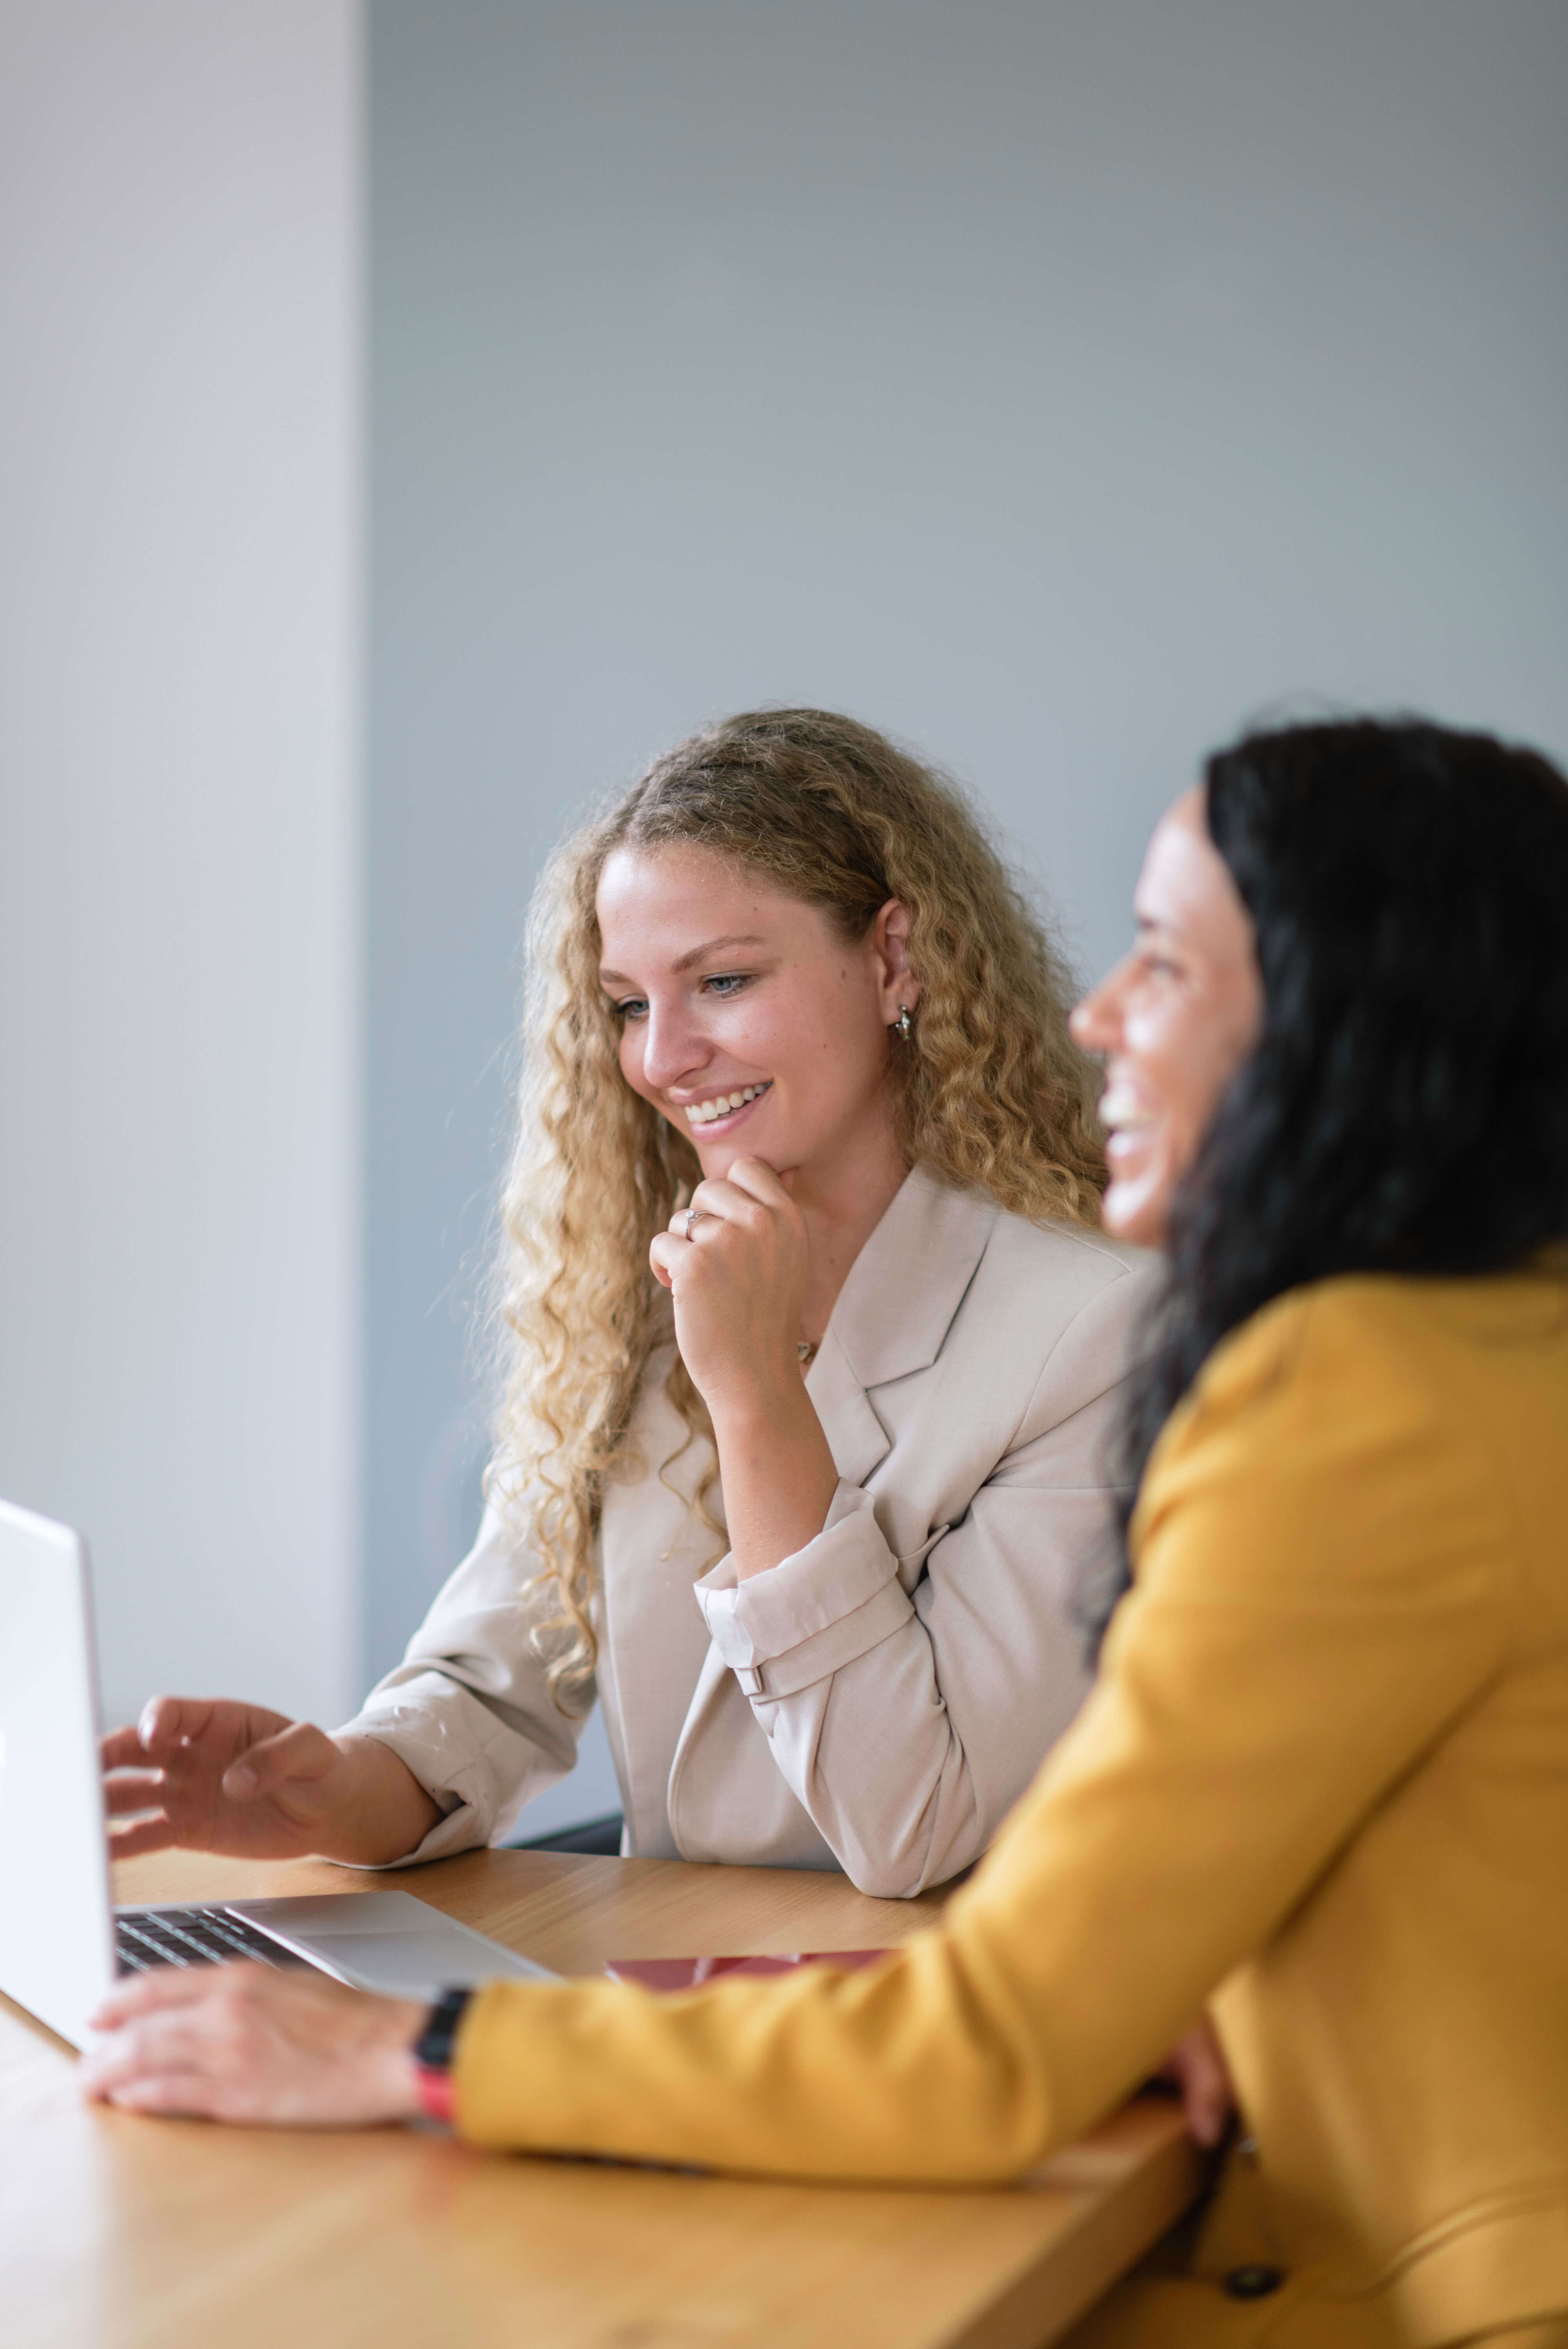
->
[1070,956,1130,1057]
[639,995,710,1093]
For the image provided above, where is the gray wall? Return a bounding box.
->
[1,0,362,1732]
[366,1,1568,1826]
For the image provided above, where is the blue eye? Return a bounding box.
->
[704,973,752,997]
[613,996,648,1021]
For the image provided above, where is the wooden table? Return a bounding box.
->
[2,1847,1200,2349]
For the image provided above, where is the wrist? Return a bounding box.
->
[707,1371,816,1449]
[409,1986,473,2126]
[319,1734,443,1865]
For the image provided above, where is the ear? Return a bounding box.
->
[871,899,921,1024]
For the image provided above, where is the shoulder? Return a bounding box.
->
[1176,1274,1481,1438]
[981,1207,1153,1305]
[1178,1267,1568,1475]
[972,1206,1159,1357]
[956,1207,1159,1436]
[1134,1275,1512,1595]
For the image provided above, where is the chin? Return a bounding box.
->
[1100,1166,1171,1251]
[697,1136,757,1176]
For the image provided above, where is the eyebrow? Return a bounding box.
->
[599,932,770,987]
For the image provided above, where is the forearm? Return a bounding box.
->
[697,1484,1096,1893]
[315,1734,444,1866]
[450,1546,1475,2181]
[709,1384,839,1581]
[453,1938,1051,2181]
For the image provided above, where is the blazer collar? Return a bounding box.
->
[804,1167,1000,1486]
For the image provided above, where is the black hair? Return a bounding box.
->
[1093,716,1568,1639]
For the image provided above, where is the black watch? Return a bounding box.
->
[413,1985,473,2075]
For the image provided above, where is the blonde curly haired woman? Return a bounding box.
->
[103,709,1149,1896]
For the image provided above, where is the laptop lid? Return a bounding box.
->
[0,1497,116,2044]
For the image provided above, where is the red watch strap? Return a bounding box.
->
[411,1986,472,2127]
[415,2063,456,2126]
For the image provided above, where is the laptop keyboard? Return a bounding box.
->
[114,1906,301,1975]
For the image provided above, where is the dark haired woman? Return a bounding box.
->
[87,719,1568,2347]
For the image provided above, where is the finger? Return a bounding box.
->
[100,1725,149,1770]
[81,2011,208,2089]
[221,1720,333,1803]
[654,1218,732,1276]
[137,1695,212,1756]
[107,1814,178,1859]
[89,1977,215,2037]
[81,2013,231,2116]
[98,2070,219,2117]
[668,1181,764,1235]
[1184,2061,1232,2148]
[685,1175,764,1224]
[91,1958,270,2030]
[719,1156,793,1208]
[1174,2039,1233,2147]
[103,1768,168,1814]
[649,1232,681,1288]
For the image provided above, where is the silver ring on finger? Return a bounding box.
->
[682,1206,706,1240]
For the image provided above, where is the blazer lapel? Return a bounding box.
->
[804,1167,1000,1487]
[804,1329,891,1486]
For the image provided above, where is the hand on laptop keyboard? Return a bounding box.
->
[82,1962,428,2129]
[99,1695,442,1867]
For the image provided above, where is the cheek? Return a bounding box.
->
[1126,1002,1214,1132]
[1120,998,1179,1091]
[791,984,885,1091]
[1174,1011,1252,1141]
[746,991,823,1073]
[618,1028,650,1098]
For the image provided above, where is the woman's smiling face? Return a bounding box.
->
[1070,789,1262,1249]
[596,843,918,1187]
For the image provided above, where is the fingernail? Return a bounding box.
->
[225,1765,258,1796]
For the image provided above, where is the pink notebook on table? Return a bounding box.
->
[606,1949,891,1992]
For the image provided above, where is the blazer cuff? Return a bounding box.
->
[335,1681,498,1869]
[694,1486,915,1698]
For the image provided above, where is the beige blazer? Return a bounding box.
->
[345,1168,1151,1895]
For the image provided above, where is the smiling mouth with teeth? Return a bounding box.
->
[1098,1082,1155,1134]
[682,1081,771,1128]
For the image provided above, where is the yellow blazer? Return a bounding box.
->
[453,1264,1568,2348]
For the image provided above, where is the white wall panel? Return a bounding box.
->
[0,1,363,1729]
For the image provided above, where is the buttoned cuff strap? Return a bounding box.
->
[696,1495,915,1697]
[724,1577,914,1697]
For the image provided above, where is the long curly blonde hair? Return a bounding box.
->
[490,708,1105,1707]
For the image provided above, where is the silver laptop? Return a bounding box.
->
[0,1494,556,2047]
